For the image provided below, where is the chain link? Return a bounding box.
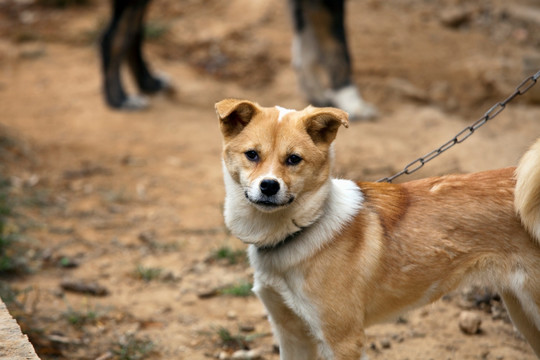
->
[377,69,540,183]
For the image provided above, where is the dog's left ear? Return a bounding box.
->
[304,107,349,146]
[216,99,260,140]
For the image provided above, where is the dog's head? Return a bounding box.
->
[216,99,349,214]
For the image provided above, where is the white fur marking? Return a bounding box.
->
[508,270,540,330]
[510,270,526,290]
[276,106,295,122]
[280,270,328,352]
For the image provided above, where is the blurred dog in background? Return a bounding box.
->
[99,0,377,120]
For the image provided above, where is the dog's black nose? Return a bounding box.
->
[260,179,280,196]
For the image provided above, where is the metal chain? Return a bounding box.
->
[377,69,540,183]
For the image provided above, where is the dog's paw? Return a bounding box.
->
[120,95,149,110]
[325,85,378,121]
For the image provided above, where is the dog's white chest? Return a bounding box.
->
[281,271,321,330]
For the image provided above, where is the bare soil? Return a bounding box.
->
[1,0,540,359]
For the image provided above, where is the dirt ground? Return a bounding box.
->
[1,0,540,359]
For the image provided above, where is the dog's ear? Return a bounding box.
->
[304,107,349,146]
[216,99,260,139]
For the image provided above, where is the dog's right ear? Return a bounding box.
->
[215,99,259,139]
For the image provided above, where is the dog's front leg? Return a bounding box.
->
[329,333,368,360]
[256,286,319,360]
[319,313,367,360]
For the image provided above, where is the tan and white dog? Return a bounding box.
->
[216,98,540,359]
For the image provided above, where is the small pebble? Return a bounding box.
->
[227,311,237,320]
[239,324,255,332]
[459,311,482,335]
[231,349,262,359]
[380,338,391,349]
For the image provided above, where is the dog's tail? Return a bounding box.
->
[515,138,540,244]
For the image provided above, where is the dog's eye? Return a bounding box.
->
[245,150,259,162]
[286,154,302,166]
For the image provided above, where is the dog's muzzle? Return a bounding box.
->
[245,178,294,211]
